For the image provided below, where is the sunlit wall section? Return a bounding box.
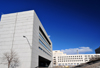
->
[0,13,17,68]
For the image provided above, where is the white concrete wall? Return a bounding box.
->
[13,10,34,68]
[31,11,52,68]
[0,13,17,68]
[0,10,52,68]
[0,10,34,68]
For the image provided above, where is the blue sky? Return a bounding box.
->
[0,0,100,54]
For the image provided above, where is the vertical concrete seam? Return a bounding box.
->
[11,13,18,50]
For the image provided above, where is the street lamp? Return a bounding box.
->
[23,36,32,49]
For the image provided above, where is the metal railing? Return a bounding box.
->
[36,67,71,68]
[35,65,73,68]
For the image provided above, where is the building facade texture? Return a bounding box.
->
[0,10,52,68]
[53,50,100,67]
[95,47,100,54]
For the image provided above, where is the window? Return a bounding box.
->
[68,63,70,65]
[65,63,67,65]
[38,47,51,56]
[39,33,51,49]
[39,27,51,45]
[74,63,76,65]
[39,39,51,53]
[59,63,61,66]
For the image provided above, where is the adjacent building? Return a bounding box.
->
[53,50,100,67]
[95,46,100,54]
[0,10,52,68]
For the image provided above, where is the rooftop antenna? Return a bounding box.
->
[77,50,79,54]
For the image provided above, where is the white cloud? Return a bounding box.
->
[61,47,93,54]
[48,35,50,37]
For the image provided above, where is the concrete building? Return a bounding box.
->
[0,10,52,68]
[53,50,100,67]
[95,46,100,54]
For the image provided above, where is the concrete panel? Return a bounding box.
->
[0,10,52,68]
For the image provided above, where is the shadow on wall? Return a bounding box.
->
[38,56,51,67]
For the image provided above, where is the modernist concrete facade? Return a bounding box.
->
[0,10,52,68]
[95,47,100,54]
[53,50,100,67]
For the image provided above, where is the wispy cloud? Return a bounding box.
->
[61,47,93,54]
[48,35,50,38]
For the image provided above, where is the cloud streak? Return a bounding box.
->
[61,47,93,54]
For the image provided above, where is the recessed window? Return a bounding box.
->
[39,26,51,45]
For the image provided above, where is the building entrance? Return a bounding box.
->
[39,56,51,67]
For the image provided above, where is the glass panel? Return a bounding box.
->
[39,39,51,53]
[39,33,51,48]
